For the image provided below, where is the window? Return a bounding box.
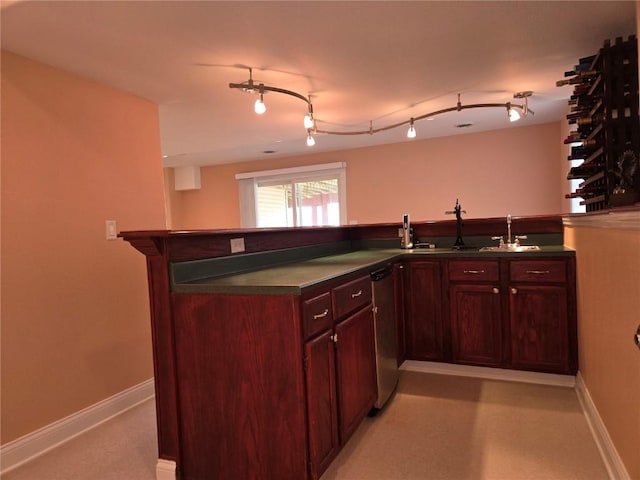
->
[568,158,586,214]
[236,162,347,228]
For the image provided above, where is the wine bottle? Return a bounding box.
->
[581,138,601,149]
[567,163,602,180]
[576,54,596,68]
[556,70,598,87]
[567,145,586,161]
[565,191,601,199]
[576,115,602,126]
[563,132,586,144]
[572,83,592,95]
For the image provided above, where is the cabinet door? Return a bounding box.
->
[304,330,339,479]
[334,306,377,444]
[450,284,503,366]
[509,285,570,373]
[404,261,444,361]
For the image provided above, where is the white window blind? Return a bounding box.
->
[236,162,347,228]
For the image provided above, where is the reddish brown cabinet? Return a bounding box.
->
[448,260,503,367]
[170,293,308,480]
[508,259,576,374]
[303,275,377,479]
[334,306,377,443]
[304,329,339,477]
[449,283,503,367]
[404,256,577,375]
[403,260,444,361]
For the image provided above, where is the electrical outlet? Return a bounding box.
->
[230,237,245,254]
[106,220,117,240]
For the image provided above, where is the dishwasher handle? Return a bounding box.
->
[370,265,392,281]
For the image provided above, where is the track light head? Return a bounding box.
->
[254,94,266,114]
[306,131,316,147]
[407,118,416,138]
[507,103,521,122]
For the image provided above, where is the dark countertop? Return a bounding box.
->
[172,246,575,295]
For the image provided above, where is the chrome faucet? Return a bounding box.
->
[491,214,527,248]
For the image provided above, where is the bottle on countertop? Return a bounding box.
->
[400,213,413,249]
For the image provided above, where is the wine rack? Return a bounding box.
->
[559,35,639,212]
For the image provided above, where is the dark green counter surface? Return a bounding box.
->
[172,246,575,295]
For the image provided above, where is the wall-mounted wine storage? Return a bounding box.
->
[559,35,639,212]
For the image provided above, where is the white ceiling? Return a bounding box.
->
[1,1,637,167]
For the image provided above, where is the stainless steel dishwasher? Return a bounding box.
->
[370,265,399,412]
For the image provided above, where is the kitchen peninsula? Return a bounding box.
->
[121,214,577,480]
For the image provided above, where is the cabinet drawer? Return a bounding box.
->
[332,276,372,319]
[510,260,566,283]
[448,260,499,282]
[302,291,333,340]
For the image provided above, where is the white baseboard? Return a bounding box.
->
[400,360,576,387]
[0,378,155,475]
[575,372,630,480]
[156,458,176,480]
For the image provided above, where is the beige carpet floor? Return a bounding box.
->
[321,371,608,480]
[3,371,609,480]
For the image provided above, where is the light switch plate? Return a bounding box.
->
[106,220,117,240]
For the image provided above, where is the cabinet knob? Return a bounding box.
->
[492,287,500,294]
[511,287,518,295]
[351,290,363,298]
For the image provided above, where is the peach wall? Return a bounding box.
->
[168,122,563,230]
[1,52,167,443]
[564,223,640,479]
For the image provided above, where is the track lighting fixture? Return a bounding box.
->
[229,67,534,146]
[254,93,266,115]
[306,131,316,147]
[407,118,417,138]
[507,102,520,122]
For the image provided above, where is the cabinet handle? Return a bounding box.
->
[332,333,339,343]
[526,270,551,275]
[463,269,485,274]
[511,287,518,295]
[351,290,363,298]
[313,309,329,320]
[492,287,500,294]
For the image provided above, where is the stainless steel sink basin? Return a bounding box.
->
[479,245,540,252]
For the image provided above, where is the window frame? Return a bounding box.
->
[236,162,347,228]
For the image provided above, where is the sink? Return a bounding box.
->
[479,245,540,252]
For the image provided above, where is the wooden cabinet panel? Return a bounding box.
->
[393,263,407,366]
[405,257,577,375]
[332,275,372,319]
[304,330,339,479]
[302,291,333,340]
[404,261,444,361]
[509,285,570,373]
[450,284,503,366]
[171,293,307,480]
[335,306,377,444]
[510,260,567,283]
[448,260,500,282]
